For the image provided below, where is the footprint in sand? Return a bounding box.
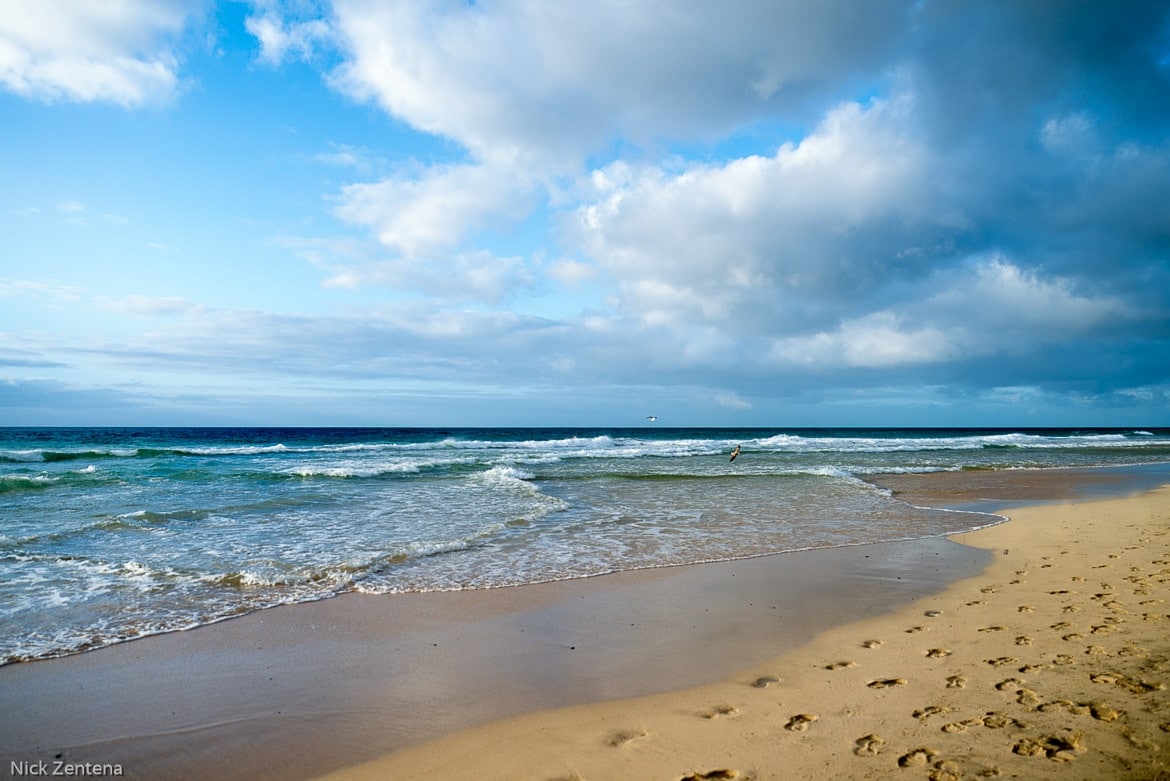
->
[924,610,943,618]
[867,678,908,689]
[1015,635,1033,646]
[784,713,819,731]
[897,747,939,768]
[1015,687,1042,706]
[913,705,951,721]
[941,718,984,733]
[679,771,738,781]
[750,675,780,689]
[1012,731,1085,762]
[1085,645,1106,656]
[862,639,884,649]
[925,648,952,658]
[978,626,1005,633]
[1089,703,1122,722]
[1037,699,1088,716]
[931,759,963,781]
[702,705,739,719]
[1050,621,1073,630]
[982,711,1026,729]
[1018,605,1035,613]
[985,656,1018,668]
[1091,672,1165,694]
[853,734,886,756]
[996,677,1025,691]
[607,728,648,747]
[946,675,967,689]
[825,660,857,670]
[906,625,929,633]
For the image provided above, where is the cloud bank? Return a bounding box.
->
[1,0,1168,424]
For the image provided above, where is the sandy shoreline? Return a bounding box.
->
[317,483,1170,781]
[1,469,1167,780]
[0,512,991,781]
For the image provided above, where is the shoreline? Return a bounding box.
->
[1,466,1167,780]
[317,480,1170,781]
[0,536,989,781]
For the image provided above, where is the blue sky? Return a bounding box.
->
[2,1,1169,427]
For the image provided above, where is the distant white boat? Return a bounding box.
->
[646,416,658,422]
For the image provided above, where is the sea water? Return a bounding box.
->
[2,427,1168,664]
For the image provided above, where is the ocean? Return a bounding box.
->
[2,427,1168,666]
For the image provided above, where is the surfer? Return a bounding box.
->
[729,445,741,462]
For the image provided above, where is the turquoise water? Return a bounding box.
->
[2,427,1168,664]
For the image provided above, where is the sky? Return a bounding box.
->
[1,1,1169,428]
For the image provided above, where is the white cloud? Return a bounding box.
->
[930,256,1126,336]
[319,250,537,305]
[569,95,937,329]
[245,5,330,66]
[772,311,957,368]
[311,142,371,170]
[546,259,596,287]
[328,0,910,164]
[334,160,536,260]
[0,0,198,106]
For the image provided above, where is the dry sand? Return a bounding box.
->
[316,486,1170,781]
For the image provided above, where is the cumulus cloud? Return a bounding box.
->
[570,94,940,331]
[307,0,1167,410]
[0,0,199,106]
[328,0,910,164]
[333,160,536,260]
[6,1,1168,423]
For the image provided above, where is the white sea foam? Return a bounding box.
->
[3,426,1166,666]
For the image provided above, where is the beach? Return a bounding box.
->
[0,467,1167,779]
[313,481,1170,781]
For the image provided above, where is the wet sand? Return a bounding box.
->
[319,481,1170,780]
[1,467,1166,780]
[0,525,988,780]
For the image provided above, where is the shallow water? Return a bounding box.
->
[2,426,1167,664]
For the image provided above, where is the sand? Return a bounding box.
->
[314,486,1170,781]
[0,522,990,781]
[2,472,1167,781]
